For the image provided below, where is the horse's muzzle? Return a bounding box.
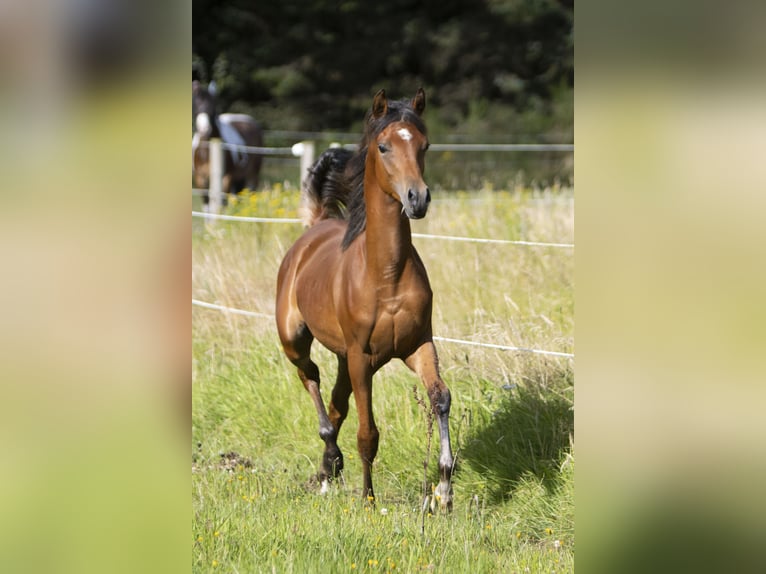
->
[404,187,431,219]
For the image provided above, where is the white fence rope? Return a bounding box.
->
[195,139,573,156]
[191,210,301,223]
[195,139,295,156]
[339,143,574,153]
[192,299,275,319]
[262,129,573,147]
[432,336,574,358]
[191,299,573,359]
[429,143,573,152]
[190,211,572,249]
[412,233,573,248]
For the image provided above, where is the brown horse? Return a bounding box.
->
[192,81,264,207]
[275,89,454,510]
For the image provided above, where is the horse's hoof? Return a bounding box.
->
[431,481,453,513]
[316,471,344,495]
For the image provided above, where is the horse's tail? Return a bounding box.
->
[299,148,354,227]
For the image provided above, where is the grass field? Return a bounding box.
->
[192,186,574,573]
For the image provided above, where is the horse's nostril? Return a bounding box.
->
[407,189,415,202]
[425,188,431,203]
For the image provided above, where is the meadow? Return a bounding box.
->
[192,186,574,573]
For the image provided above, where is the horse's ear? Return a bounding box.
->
[371,89,387,119]
[412,88,426,116]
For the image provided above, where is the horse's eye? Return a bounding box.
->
[378,144,388,153]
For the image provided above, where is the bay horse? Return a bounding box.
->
[275,89,454,511]
[192,81,264,208]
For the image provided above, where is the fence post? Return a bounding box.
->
[292,140,315,189]
[208,138,224,220]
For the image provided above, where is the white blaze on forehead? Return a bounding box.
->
[196,113,212,135]
[396,128,413,141]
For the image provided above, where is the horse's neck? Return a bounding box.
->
[196,111,221,138]
[209,115,221,138]
[363,173,413,286]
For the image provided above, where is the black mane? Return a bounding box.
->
[340,98,427,250]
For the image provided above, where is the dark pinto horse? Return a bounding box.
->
[276,89,454,510]
[192,81,263,208]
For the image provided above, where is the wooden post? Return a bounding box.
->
[208,138,224,220]
[292,140,315,189]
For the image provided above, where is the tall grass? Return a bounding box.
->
[192,187,574,572]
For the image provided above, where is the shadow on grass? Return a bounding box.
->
[459,369,574,504]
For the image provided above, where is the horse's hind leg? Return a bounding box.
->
[323,356,352,486]
[277,322,340,491]
[221,174,232,208]
[245,156,261,191]
[405,341,454,512]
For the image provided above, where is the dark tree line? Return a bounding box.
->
[193,0,572,137]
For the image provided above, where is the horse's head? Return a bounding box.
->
[192,81,217,138]
[367,88,431,219]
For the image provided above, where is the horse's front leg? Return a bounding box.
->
[347,350,378,504]
[405,341,454,512]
